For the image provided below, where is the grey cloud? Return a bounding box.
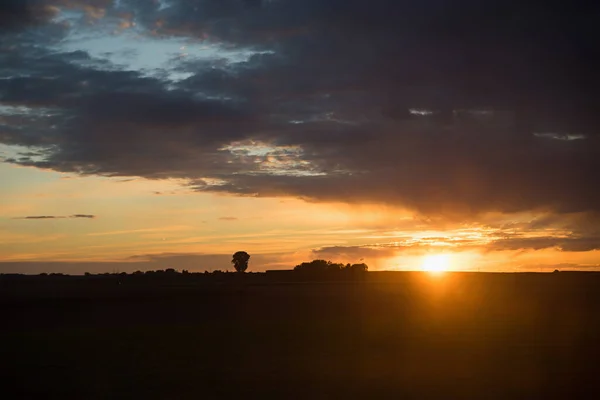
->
[314,236,600,257]
[317,214,600,255]
[482,212,600,252]
[487,236,600,253]
[313,246,398,260]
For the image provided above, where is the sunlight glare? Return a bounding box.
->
[422,254,450,275]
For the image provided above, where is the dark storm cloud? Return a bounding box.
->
[0,0,59,32]
[2,0,600,218]
[0,48,259,177]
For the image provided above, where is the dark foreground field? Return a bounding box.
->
[2,271,600,399]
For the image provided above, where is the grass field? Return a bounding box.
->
[2,271,599,399]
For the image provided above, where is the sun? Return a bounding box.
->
[422,254,450,275]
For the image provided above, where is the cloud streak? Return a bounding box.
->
[14,214,96,220]
[218,217,238,221]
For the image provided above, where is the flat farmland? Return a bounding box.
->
[1,272,599,399]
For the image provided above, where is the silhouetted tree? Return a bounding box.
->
[232,251,250,273]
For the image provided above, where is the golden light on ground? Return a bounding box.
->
[422,254,450,275]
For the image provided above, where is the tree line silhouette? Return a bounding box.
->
[294,259,368,273]
[0,251,369,280]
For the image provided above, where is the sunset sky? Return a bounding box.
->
[1,0,599,273]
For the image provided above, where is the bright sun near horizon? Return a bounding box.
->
[422,254,450,274]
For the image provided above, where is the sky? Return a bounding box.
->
[1,0,600,274]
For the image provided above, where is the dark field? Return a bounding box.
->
[2,271,600,399]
